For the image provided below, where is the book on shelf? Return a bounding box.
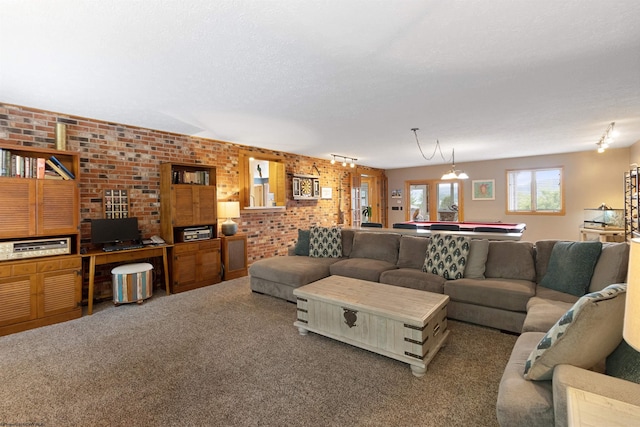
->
[36,158,46,179]
[45,159,72,180]
[49,155,75,179]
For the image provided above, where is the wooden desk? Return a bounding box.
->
[567,386,640,426]
[82,245,172,315]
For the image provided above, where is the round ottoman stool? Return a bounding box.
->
[111,262,154,305]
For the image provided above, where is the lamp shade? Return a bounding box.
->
[217,201,240,220]
[624,238,640,351]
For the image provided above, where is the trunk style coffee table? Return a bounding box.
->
[293,275,449,377]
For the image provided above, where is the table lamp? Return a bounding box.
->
[624,238,640,351]
[218,201,240,236]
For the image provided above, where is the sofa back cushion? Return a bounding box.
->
[484,241,536,281]
[397,235,430,269]
[349,232,400,264]
[589,242,629,292]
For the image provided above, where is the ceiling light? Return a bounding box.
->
[596,122,616,154]
[330,154,357,168]
[441,149,468,180]
[412,129,469,180]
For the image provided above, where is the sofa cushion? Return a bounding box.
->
[329,258,397,282]
[397,235,430,269]
[293,229,310,256]
[496,332,554,427]
[309,226,342,258]
[606,339,640,384]
[379,268,446,293]
[248,256,340,287]
[485,241,536,281]
[523,283,627,381]
[445,278,536,312]
[349,232,400,264]
[464,239,489,279]
[522,297,574,333]
[539,241,602,296]
[423,234,470,279]
[589,242,629,292]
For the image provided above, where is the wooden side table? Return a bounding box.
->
[221,234,248,280]
[567,386,640,426]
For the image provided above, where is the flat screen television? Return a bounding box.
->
[91,217,140,245]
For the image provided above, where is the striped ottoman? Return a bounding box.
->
[111,262,154,304]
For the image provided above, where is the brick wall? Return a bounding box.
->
[0,103,381,297]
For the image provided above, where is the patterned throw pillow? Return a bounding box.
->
[309,226,342,258]
[523,283,627,381]
[423,234,470,279]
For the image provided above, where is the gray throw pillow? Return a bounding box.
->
[539,241,602,296]
[606,339,640,384]
[464,239,489,279]
[294,229,310,256]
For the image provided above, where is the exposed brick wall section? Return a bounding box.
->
[0,103,382,296]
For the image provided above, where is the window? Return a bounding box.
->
[507,167,564,214]
[405,180,464,221]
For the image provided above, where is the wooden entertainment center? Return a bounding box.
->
[160,162,222,293]
[0,143,82,336]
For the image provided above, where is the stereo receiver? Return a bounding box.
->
[0,237,71,261]
[178,226,213,242]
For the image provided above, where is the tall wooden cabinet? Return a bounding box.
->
[0,144,82,336]
[160,162,221,293]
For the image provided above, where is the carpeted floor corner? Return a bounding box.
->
[0,277,517,426]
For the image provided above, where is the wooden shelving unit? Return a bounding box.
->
[160,162,221,293]
[624,165,639,240]
[0,143,82,336]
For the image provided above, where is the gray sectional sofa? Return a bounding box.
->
[249,228,640,426]
[249,229,627,333]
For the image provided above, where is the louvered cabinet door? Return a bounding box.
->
[38,180,79,235]
[37,257,81,318]
[0,272,37,327]
[0,178,37,238]
[38,267,81,318]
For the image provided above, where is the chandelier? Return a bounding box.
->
[411,128,469,180]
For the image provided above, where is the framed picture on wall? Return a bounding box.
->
[472,179,495,200]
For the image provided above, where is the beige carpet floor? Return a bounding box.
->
[0,277,517,426]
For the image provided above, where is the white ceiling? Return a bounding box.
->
[2,0,640,169]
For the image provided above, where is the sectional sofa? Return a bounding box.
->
[249,227,640,426]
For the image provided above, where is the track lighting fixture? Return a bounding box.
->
[596,122,618,153]
[330,154,357,168]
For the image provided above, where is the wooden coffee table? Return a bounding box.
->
[293,275,449,377]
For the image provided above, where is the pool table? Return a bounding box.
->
[394,221,526,234]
